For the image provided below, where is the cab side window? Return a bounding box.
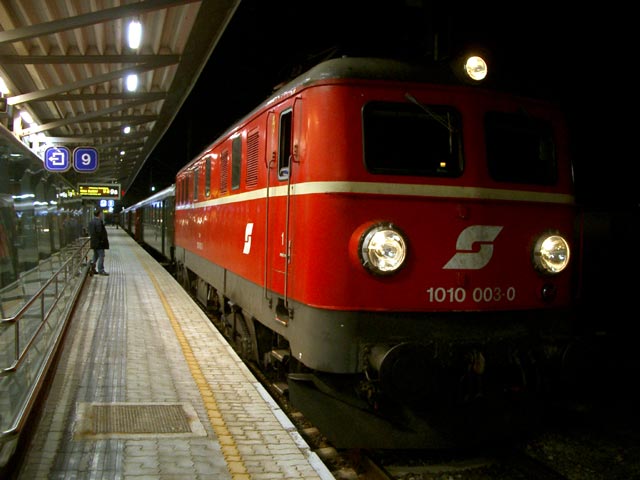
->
[278,109,292,179]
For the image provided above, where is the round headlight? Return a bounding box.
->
[464,55,488,81]
[360,223,407,275]
[533,234,570,274]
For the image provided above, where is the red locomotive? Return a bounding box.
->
[129,54,578,448]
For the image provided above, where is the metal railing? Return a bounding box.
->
[0,237,91,466]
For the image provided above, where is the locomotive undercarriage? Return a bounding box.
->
[175,252,577,448]
[284,331,572,448]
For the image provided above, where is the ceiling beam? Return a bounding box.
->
[0,0,199,44]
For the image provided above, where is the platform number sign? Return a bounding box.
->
[44,146,71,172]
[73,147,98,172]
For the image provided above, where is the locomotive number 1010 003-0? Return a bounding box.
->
[426,286,517,303]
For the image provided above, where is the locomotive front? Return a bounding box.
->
[283,56,578,446]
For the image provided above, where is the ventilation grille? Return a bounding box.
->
[246,130,259,187]
[220,150,229,194]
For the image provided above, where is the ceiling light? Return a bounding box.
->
[126,74,138,92]
[0,77,9,95]
[128,20,142,49]
[123,126,131,134]
[20,110,34,125]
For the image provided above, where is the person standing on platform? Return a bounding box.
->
[88,208,110,275]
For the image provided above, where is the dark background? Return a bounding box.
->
[126,2,636,211]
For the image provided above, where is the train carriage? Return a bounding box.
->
[151,55,577,447]
[122,185,175,263]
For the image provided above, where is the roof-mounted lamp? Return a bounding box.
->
[128,20,142,49]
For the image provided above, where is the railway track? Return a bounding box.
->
[361,448,570,480]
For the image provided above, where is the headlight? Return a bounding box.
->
[450,52,490,84]
[464,55,488,81]
[532,234,570,274]
[359,223,407,275]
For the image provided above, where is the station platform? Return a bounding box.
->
[10,227,334,479]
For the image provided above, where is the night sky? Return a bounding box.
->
[126,1,636,211]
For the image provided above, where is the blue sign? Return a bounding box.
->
[73,147,98,172]
[44,146,71,172]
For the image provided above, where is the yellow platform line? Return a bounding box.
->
[141,258,250,480]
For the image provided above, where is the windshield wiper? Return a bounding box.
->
[404,92,454,134]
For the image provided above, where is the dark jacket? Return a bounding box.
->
[88,216,109,250]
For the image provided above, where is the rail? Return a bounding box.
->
[0,237,91,466]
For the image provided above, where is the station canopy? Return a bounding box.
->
[0,0,241,195]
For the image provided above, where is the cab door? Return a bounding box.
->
[265,107,294,321]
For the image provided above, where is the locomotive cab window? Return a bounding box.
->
[278,109,292,179]
[362,102,463,176]
[485,111,557,185]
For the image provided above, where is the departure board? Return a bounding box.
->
[77,183,121,199]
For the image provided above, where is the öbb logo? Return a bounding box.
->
[443,225,503,270]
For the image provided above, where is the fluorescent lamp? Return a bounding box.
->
[20,110,34,124]
[128,20,142,49]
[126,74,138,92]
[0,77,9,94]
